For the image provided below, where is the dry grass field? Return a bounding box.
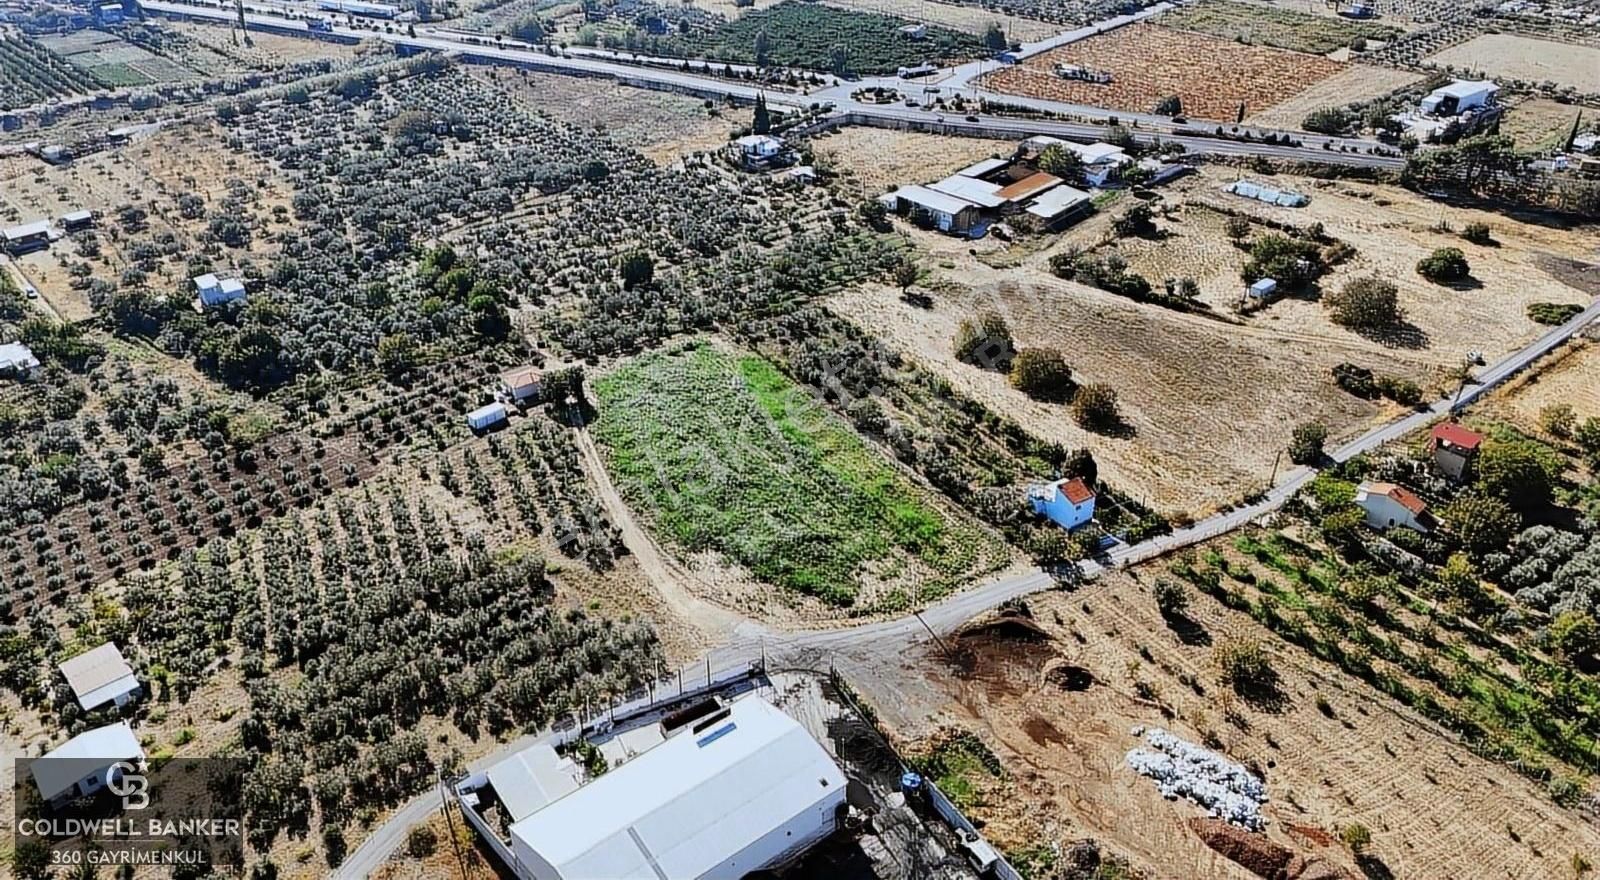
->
[809,126,1009,198]
[1246,64,1422,129]
[167,20,363,67]
[471,68,733,164]
[821,0,1058,40]
[979,24,1346,121]
[861,569,1600,880]
[1425,33,1600,92]
[1491,337,1600,427]
[1501,97,1598,151]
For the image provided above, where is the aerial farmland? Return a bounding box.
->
[1,0,1598,876]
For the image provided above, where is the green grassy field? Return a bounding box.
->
[1160,0,1399,55]
[592,343,1001,605]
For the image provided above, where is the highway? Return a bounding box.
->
[139,0,1406,169]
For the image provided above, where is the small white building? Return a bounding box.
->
[1420,80,1499,116]
[1023,184,1091,230]
[0,342,41,379]
[1248,278,1277,299]
[2,219,51,255]
[506,696,845,880]
[501,366,543,404]
[1355,481,1435,532]
[468,402,509,432]
[194,274,247,308]
[928,174,1008,209]
[730,134,784,167]
[879,185,981,235]
[1024,137,1131,187]
[31,722,145,808]
[59,643,140,712]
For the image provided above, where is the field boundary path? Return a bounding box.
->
[336,295,1600,878]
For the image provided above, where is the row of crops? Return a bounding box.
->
[0,31,108,108]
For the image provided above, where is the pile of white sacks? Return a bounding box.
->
[1125,725,1268,830]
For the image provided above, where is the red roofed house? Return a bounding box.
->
[1028,476,1096,531]
[1429,422,1484,481]
[1355,481,1435,533]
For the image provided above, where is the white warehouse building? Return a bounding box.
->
[504,697,846,880]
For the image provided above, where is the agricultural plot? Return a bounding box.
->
[591,343,1007,608]
[818,0,1058,41]
[472,68,732,164]
[919,0,1139,26]
[979,24,1347,121]
[809,126,1009,198]
[1500,97,1597,151]
[653,0,988,74]
[1245,64,1423,130]
[1425,32,1600,93]
[163,20,363,68]
[35,30,199,87]
[0,31,108,107]
[1492,339,1600,427]
[1158,0,1401,55]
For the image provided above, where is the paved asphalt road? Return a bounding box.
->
[142,0,1405,168]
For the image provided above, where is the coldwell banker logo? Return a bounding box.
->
[14,755,245,869]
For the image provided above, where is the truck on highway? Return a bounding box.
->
[308,17,334,31]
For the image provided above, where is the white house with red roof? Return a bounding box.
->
[1428,422,1485,482]
[1028,476,1096,531]
[1355,481,1435,533]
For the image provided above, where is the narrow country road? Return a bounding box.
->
[336,297,1600,877]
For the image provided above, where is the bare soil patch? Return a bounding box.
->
[1425,33,1600,93]
[810,127,1008,199]
[471,67,733,164]
[167,20,362,67]
[821,0,1058,40]
[980,24,1346,121]
[1246,65,1422,130]
[877,572,1600,880]
[1490,338,1600,427]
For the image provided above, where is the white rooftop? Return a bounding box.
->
[58,643,137,710]
[192,273,220,290]
[734,134,781,148]
[509,697,845,880]
[486,743,582,824]
[956,157,1008,178]
[929,174,1008,208]
[889,184,979,217]
[1063,141,1129,165]
[32,722,144,801]
[3,220,49,240]
[218,278,246,295]
[1025,184,1091,218]
[1432,79,1498,99]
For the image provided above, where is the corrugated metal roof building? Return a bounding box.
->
[508,697,846,880]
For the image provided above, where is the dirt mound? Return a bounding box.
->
[1042,658,1096,691]
[955,613,1052,643]
[1189,819,1356,880]
[947,611,1058,692]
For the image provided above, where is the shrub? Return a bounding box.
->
[619,252,655,289]
[1243,234,1325,289]
[1153,578,1190,617]
[1528,302,1583,325]
[1289,422,1328,465]
[507,13,545,43]
[1113,202,1157,237]
[1214,637,1275,693]
[1224,216,1251,243]
[1303,107,1352,134]
[1476,437,1558,509]
[1443,491,1518,556]
[1154,95,1183,116]
[1374,375,1421,405]
[1416,247,1470,283]
[1460,221,1493,245]
[1548,610,1600,659]
[1325,276,1402,330]
[406,825,438,859]
[1071,383,1120,431]
[1036,144,1083,179]
[953,310,1015,370]
[1340,823,1372,854]
[1540,403,1576,439]
[1009,348,1075,402]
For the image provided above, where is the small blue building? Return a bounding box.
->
[97,4,124,25]
[1028,477,1096,531]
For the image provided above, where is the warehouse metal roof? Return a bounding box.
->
[887,184,979,217]
[486,743,582,823]
[59,643,138,710]
[929,174,1008,208]
[509,697,845,880]
[1025,184,1090,218]
[32,722,143,801]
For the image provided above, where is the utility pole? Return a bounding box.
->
[439,773,472,879]
[1268,449,1283,486]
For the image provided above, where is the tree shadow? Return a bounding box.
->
[1357,854,1397,880]
[1080,417,1138,439]
[1163,612,1213,647]
[1436,275,1484,291]
[1232,671,1289,714]
[1350,319,1432,350]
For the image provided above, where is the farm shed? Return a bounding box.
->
[2,220,51,255]
[729,134,786,169]
[97,3,122,23]
[1248,278,1277,299]
[60,210,94,231]
[195,274,246,308]
[59,642,140,712]
[929,174,1009,209]
[484,743,583,824]
[0,343,41,379]
[506,697,846,880]
[1428,422,1484,482]
[1029,476,1096,531]
[502,366,543,404]
[468,402,509,432]
[957,157,1010,179]
[1023,184,1091,230]
[1421,80,1499,116]
[1355,481,1435,533]
[1225,179,1307,207]
[317,0,400,16]
[879,185,982,236]
[31,722,145,808]
[997,171,1063,203]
